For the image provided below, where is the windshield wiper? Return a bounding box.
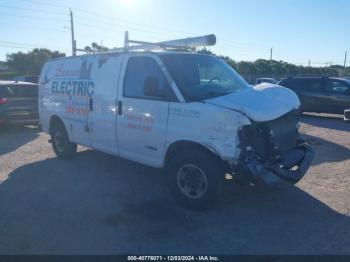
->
[201,91,232,99]
[187,91,233,102]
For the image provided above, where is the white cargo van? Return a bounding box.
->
[39,34,313,209]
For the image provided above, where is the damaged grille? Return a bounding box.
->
[242,110,299,162]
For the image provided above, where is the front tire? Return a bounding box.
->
[51,122,77,159]
[166,149,224,210]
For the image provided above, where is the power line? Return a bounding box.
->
[73,12,271,50]
[76,15,180,37]
[0,3,66,16]
[18,0,190,35]
[4,0,348,66]
[74,18,182,40]
[0,44,33,49]
[16,0,69,10]
[0,11,68,22]
[74,21,181,42]
[0,15,271,56]
[0,41,67,49]
[16,0,274,53]
[0,21,67,33]
[19,0,228,42]
[0,43,69,53]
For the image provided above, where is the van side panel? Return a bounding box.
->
[39,56,95,146]
[88,54,125,154]
[39,54,126,155]
[39,61,72,136]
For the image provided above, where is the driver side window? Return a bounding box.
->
[124,57,177,101]
[199,63,227,84]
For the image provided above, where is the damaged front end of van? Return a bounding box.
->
[206,83,314,186]
[235,110,314,186]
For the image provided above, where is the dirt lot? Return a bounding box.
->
[0,114,349,255]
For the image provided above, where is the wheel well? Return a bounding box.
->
[165,140,224,166]
[49,115,65,135]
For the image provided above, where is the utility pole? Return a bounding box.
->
[270,48,273,61]
[344,50,347,68]
[70,9,76,56]
[308,60,311,67]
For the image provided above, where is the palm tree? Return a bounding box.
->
[84,46,93,54]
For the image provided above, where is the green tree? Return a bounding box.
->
[6,48,65,75]
[342,67,350,77]
[84,46,93,54]
[237,61,257,76]
[254,59,272,75]
[197,47,214,55]
[220,56,238,71]
[85,42,109,53]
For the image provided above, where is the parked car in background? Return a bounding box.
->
[278,77,350,114]
[344,108,350,121]
[255,78,278,85]
[13,75,39,84]
[0,81,39,125]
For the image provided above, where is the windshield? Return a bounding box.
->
[160,54,250,101]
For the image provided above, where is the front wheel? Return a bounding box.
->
[51,122,77,159]
[166,149,224,210]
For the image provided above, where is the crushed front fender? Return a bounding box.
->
[236,144,314,187]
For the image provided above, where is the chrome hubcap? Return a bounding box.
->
[177,164,208,199]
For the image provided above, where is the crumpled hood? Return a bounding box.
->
[205,83,300,122]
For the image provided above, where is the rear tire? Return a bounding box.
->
[166,149,224,210]
[51,121,77,159]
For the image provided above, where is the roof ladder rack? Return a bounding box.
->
[112,31,216,52]
[77,31,217,54]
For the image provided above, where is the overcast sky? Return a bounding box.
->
[0,0,349,66]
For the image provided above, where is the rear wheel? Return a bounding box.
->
[51,121,77,159]
[166,149,224,210]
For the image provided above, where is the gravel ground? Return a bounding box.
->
[0,114,349,255]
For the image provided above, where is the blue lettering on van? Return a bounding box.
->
[51,79,94,97]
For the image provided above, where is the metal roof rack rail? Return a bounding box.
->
[124,31,216,52]
[79,31,217,54]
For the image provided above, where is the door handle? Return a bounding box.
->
[89,98,93,111]
[117,101,123,116]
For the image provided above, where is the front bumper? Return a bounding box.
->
[236,142,314,187]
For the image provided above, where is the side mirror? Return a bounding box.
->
[143,76,162,98]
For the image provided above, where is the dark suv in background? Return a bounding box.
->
[0,81,39,125]
[278,77,350,114]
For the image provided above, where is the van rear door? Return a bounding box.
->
[116,55,177,167]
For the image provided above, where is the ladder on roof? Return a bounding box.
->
[77,31,216,54]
